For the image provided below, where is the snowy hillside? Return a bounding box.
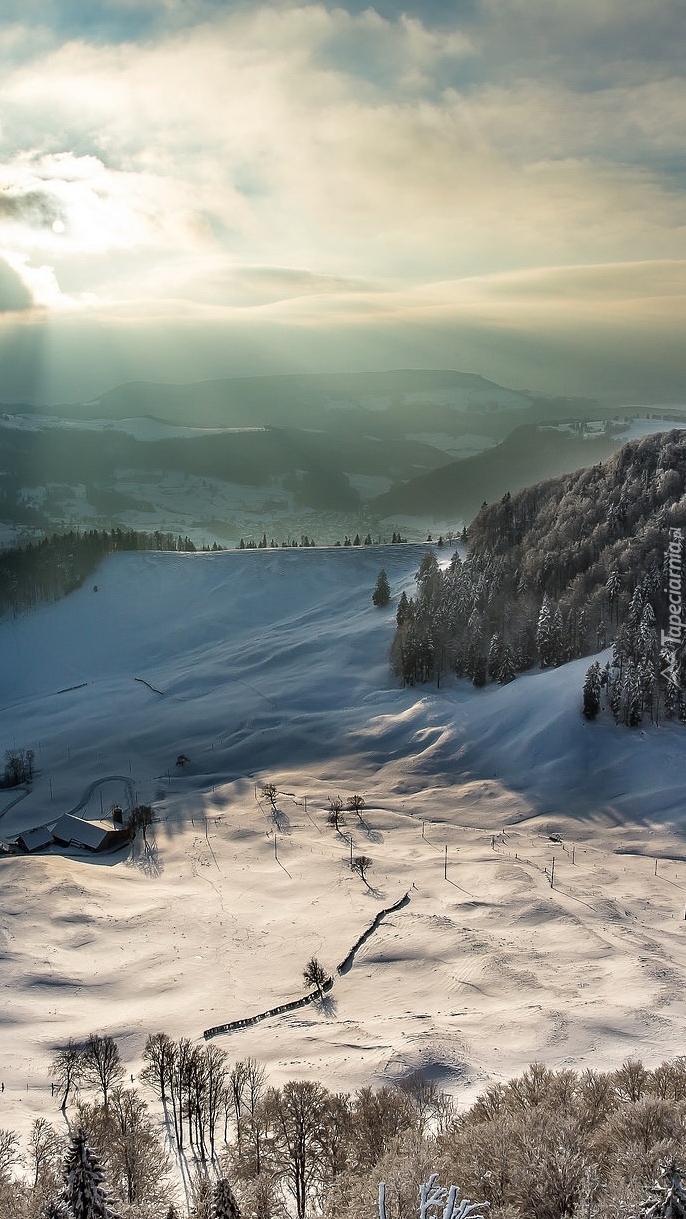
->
[1,545,686,1140]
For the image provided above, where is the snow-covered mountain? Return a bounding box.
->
[1,544,686,1141]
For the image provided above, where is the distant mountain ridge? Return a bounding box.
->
[373,423,620,523]
[0,368,596,432]
[86,369,538,427]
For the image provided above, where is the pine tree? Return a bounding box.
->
[582,661,602,719]
[487,631,504,681]
[214,1178,241,1219]
[62,1130,120,1219]
[372,569,391,607]
[396,591,411,627]
[496,643,517,686]
[536,596,553,667]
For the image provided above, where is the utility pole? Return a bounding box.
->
[444,844,448,880]
[551,857,555,888]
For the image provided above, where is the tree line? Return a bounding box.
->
[0,529,208,618]
[3,1042,686,1218]
[237,533,408,550]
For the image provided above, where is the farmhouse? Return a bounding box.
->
[16,825,53,853]
[51,814,130,852]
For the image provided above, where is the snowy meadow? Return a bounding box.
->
[1,544,686,1150]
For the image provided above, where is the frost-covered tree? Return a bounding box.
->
[487,632,504,681]
[639,1160,686,1218]
[378,1173,488,1219]
[536,597,553,667]
[189,1172,214,1219]
[62,1130,121,1219]
[582,661,602,720]
[214,1177,241,1219]
[496,643,517,686]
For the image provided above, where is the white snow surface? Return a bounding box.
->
[1,545,686,1136]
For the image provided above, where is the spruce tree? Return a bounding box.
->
[214,1178,241,1219]
[396,590,411,627]
[536,596,553,667]
[582,661,602,719]
[487,631,504,681]
[496,643,517,686]
[62,1130,120,1219]
[372,569,391,607]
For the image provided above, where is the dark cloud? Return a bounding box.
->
[0,189,63,227]
[475,0,686,89]
[0,259,33,312]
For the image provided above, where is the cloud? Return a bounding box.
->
[0,187,63,226]
[0,2,683,401]
[1,5,683,286]
[0,255,33,310]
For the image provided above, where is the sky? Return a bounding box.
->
[0,0,684,405]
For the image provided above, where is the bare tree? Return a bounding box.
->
[263,1080,332,1219]
[228,1060,250,1148]
[231,1060,267,1181]
[129,804,153,843]
[261,784,278,810]
[27,1118,64,1190]
[83,1033,124,1110]
[3,747,33,787]
[327,797,345,833]
[352,855,373,884]
[303,956,328,998]
[0,1128,20,1186]
[75,1088,175,1215]
[50,1038,84,1111]
[346,794,365,818]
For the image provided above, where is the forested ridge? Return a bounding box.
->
[0,528,201,618]
[391,430,686,723]
[3,1040,686,1219]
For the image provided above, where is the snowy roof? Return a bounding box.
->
[51,814,126,851]
[17,825,54,853]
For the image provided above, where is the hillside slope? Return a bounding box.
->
[374,424,619,522]
[1,546,686,1140]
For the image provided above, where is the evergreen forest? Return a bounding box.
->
[390,431,686,725]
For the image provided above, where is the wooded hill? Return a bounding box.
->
[0,529,200,618]
[391,430,686,723]
[374,423,619,523]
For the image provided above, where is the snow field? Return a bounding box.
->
[1,545,686,1143]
